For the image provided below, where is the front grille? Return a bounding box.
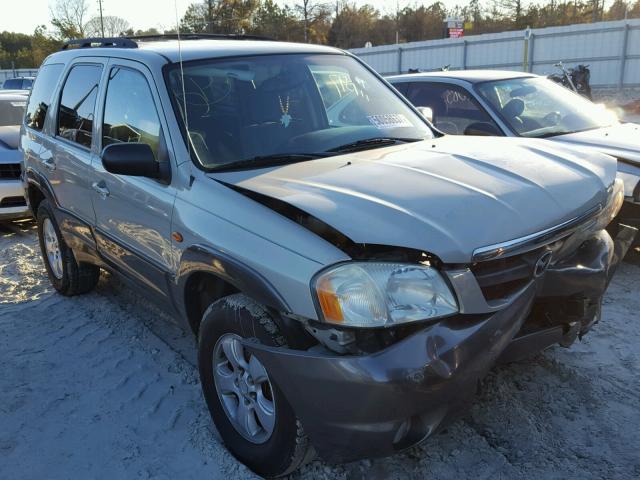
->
[471,246,547,301]
[0,163,21,180]
[0,196,27,208]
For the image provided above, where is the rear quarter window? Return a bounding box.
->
[57,64,103,148]
[25,64,65,132]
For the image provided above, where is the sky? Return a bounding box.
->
[0,0,468,35]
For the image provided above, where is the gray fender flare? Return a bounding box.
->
[174,244,291,321]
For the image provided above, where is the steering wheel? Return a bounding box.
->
[434,120,459,135]
[543,111,562,126]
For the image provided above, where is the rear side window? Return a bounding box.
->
[24,64,64,131]
[406,82,499,135]
[102,67,162,159]
[57,64,103,148]
[392,81,411,96]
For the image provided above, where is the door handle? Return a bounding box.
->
[40,158,56,171]
[91,181,110,199]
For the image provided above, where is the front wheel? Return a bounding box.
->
[198,294,314,478]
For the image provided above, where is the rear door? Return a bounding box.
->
[91,59,177,298]
[51,60,106,224]
[22,63,65,184]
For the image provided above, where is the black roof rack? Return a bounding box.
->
[128,33,272,42]
[60,33,273,51]
[61,37,138,50]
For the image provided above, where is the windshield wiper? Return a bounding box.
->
[532,130,572,139]
[329,137,421,153]
[530,126,603,139]
[210,153,333,172]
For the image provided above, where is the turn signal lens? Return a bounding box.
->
[317,277,344,323]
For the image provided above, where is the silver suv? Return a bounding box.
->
[22,36,636,477]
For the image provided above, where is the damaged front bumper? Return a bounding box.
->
[501,224,636,362]
[243,226,636,463]
[246,287,536,462]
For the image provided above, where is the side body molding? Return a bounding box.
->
[173,244,292,320]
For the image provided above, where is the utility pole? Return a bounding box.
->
[207,0,214,34]
[98,0,105,37]
[395,0,400,44]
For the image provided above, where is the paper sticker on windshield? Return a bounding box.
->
[367,114,412,129]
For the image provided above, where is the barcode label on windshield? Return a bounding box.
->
[367,114,412,129]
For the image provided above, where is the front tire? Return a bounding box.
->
[198,294,314,478]
[36,200,100,295]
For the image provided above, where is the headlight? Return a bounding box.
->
[313,262,458,327]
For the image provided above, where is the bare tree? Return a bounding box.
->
[85,15,131,37]
[295,0,329,42]
[50,0,91,39]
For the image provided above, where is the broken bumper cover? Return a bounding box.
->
[244,287,536,462]
[243,227,636,463]
[499,225,636,363]
[540,226,637,300]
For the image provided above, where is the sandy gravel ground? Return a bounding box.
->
[1,221,639,480]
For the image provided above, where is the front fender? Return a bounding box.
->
[173,244,291,323]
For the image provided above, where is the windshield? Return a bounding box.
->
[166,54,432,170]
[475,76,618,138]
[0,97,27,127]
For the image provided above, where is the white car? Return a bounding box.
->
[0,90,30,221]
[388,71,640,229]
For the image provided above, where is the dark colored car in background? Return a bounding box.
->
[0,89,30,220]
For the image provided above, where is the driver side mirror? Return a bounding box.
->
[416,106,434,123]
[102,143,166,181]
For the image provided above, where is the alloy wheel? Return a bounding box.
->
[212,333,276,443]
[43,217,63,280]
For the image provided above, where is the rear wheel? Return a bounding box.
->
[198,294,314,478]
[36,200,100,295]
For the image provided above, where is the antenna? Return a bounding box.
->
[174,0,191,158]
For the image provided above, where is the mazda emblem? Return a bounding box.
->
[534,251,553,278]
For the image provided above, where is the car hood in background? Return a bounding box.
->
[0,125,20,149]
[0,126,22,164]
[211,136,615,263]
[552,123,640,198]
[552,123,640,165]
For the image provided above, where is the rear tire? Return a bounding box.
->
[198,294,314,478]
[36,200,100,296]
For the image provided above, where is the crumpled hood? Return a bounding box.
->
[552,123,640,165]
[210,136,616,263]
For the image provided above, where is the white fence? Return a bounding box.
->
[0,68,39,85]
[351,19,640,89]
